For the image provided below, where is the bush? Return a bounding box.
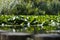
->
[0,15,60,33]
[0,0,60,15]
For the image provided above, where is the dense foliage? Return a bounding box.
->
[0,15,60,33]
[0,0,60,15]
[0,0,60,33]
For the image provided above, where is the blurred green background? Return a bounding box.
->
[0,0,60,15]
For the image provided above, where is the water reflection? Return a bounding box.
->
[0,24,60,34]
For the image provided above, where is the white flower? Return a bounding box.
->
[51,20,54,22]
[50,22,56,26]
[8,19,10,21]
[27,22,30,27]
[13,29,16,32]
[2,23,4,27]
[13,16,15,20]
[25,19,27,21]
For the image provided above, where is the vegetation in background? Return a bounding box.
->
[0,0,60,15]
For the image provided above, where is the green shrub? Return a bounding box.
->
[0,15,60,33]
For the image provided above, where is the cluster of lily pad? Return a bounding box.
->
[0,15,60,33]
